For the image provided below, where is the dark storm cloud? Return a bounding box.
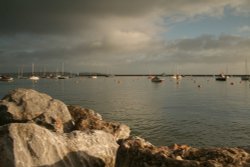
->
[0,0,242,35]
[0,0,162,35]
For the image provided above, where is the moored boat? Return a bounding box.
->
[151,76,163,83]
[89,75,97,79]
[241,58,249,81]
[58,75,69,79]
[29,76,40,81]
[241,75,250,81]
[215,74,227,81]
[172,74,182,80]
[0,75,14,82]
[29,63,40,81]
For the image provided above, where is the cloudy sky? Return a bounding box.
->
[0,0,250,74]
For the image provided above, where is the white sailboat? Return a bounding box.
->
[91,75,97,79]
[241,57,250,81]
[29,63,40,81]
[171,65,182,80]
[18,66,27,79]
[58,62,69,79]
[215,73,227,81]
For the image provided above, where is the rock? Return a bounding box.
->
[0,88,74,133]
[0,123,118,167]
[68,105,130,140]
[184,147,250,166]
[115,137,250,167]
[176,156,183,160]
[0,89,129,167]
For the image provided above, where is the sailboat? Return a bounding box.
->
[241,57,249,81]
[0,75,14,81]
[215,73,227,81]
[41,66,48,78]
[18,66,27,79]
[58,62,69,79]
[215,65,229,81]
[171,65,182,80]
[29,63,40,81]
[172,74,182,80]
[151,76,164,83]
[88,75,97,79]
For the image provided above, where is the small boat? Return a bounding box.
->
[89,75,97,79]
[172,74,182,80]
[241,75,250,81]
[215,74,227,81]
[58,63,69,79]
[17,66,27,79]
[58,75,69,79]
[0,75,14,82]
[241,58,249,81]
[29,76,40,81]
[29,63,40,81]
[151,76,163,83]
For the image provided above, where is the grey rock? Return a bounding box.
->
[0,123,118,167]
[0,88,74,133]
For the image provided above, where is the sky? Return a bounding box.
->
[0,0,250,74]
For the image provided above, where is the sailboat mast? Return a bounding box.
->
[226,64,228,76]
[18,67,20,78]
[32,63,34,75]
[21,66,23,77]
[245,57,248,75]
[62,62,64,76]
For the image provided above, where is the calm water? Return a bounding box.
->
[0,77,250,147]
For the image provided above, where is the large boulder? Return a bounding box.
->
[0,88,74,133]
[68,105,130,140]
[115,137,250,167]
[0,89,127,167]
[0,123,118,167]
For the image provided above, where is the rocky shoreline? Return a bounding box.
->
[0,88,250,167]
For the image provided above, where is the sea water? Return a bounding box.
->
[0,76,250,147]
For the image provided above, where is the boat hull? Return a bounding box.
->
[215,77,227,81]
[241,76,249,81]
[151,77,163,83]
[29,76,40,80]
